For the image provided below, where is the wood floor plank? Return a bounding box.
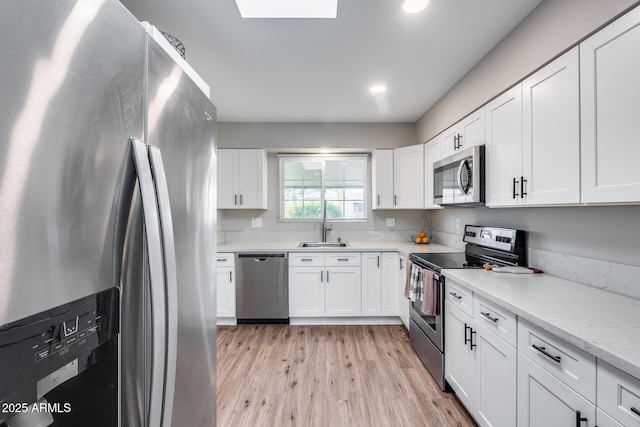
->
[217,325,476,427]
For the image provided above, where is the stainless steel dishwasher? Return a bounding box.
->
[235,252,289,323]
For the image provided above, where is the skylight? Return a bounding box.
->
[234,0,338,18]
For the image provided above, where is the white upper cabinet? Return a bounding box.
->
[217,149,268,209]
[522,46,580,205]
[581,6,640,203]
[372,145,424,209]
[441,107,486,159]
[486,85,523,207]
[371,150,395,209]
[393,144,424,209]
[423,138,443,209]
[487,48,580,207]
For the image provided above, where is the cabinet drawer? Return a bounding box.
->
[325,252,361,267]
[474,294,517,347]
[289,253,325,266]
[518,318,596,403]
[445,280,473,318]
[598,361,640,427]
[216,253,235,267]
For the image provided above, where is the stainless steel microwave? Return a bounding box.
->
[433,145,485,206]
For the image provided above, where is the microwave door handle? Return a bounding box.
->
[456,159,468,194]
[148,145,178,427]
[130,138,166,427]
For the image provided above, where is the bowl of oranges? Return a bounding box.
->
[412,231,430,244]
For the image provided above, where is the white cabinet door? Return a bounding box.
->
[445,301,475,411]
[381,252,399,316]
[217,150,238,209]
[522,47,580,205]
[459,107,486,152]
[580,6,640,203]
[486,85,523,207]
[440,125,460,159]
[361,253,381,316]
[474,324,517,427]
[372,150,395,209]
[325,267,362,317]
[398,255,409,329]
[216,267,235,318]
[289,266,325,317]
[597,409,625,427]
[393,144,424,209]
[423,138,443,209]
[217,149,267,209]
[237,149,267,209]
[517,353,596,427]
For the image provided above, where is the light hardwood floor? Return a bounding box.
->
[217,324,476,427]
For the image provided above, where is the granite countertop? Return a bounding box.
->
[443,269,640,380]
[217,241,461,257]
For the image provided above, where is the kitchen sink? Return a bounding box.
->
[297,242,349,248]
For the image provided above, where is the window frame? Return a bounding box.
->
[278,154,368,222]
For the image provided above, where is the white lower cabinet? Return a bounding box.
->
[517,352,596,427]
[289,253,361,317]
[445,282,517,427]
[597,409,625,427]
[597,361,640,427]
[216,253,236,322]
[362,252,400,316]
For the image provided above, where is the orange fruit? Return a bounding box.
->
[418,231,426,238]
[422,237,430,244]
[415,237,422,244]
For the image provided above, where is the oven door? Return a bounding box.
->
[409,270,444,352]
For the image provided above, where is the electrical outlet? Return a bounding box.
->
[455,218,460,230]
[386,218,395,227]
[251,217,262,228]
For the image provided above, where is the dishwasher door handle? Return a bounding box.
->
[254,258,269,262]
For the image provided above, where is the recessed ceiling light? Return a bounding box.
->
[235,0,338,18]
[402,0,429,14]
[369,84,387,94]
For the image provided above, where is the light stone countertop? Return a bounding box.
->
[443,269,640,380]
[217,241,461,257]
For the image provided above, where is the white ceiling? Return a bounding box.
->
[120,0,542,123]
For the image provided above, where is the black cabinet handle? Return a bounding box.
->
[631,407,640,417]
[512,177,519,199]
[394,195,397,206]
[456,134,463,150]
[229,271,232,282]
[234,194,238,205]
[464,323,471,345]
[449,292,462,300]
[377,255,380,268]
[240,194,243,205]
[521,176,527,199]
[532,344,561,363]
[453,135,458,150]
[377,194,380,206]
[470,330,477,350]
[575,411,587,427]
[326,270,329,282]
[320,270,323,283]
[481,311,499,323]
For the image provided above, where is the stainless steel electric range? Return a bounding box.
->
[408,225,526,391]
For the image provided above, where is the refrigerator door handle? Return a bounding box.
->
[148,145,178,427]
[130,138,167,427]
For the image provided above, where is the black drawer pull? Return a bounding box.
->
[575,410,587,427]
[532,344,561,363]
[481,311,499,323]
[217,258,227,262]
[449,292,462,300]
[337,258,350,262]
[464,323,471,345]
[631,407,640,417]
[300,259,314,262]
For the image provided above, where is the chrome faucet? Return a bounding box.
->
[322,200,332,242]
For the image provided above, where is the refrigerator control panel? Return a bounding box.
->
[0,287,119,418]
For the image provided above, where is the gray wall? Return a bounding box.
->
[218,122,416,151]
[217,122,424,238]
[416,0,640,143]
[430,206,640,267]
[417,0,640,269]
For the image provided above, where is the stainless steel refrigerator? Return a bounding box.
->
[0,1,217,426]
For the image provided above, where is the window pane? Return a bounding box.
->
[280,156,366,221]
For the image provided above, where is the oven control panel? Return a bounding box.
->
[463,225,523,254]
